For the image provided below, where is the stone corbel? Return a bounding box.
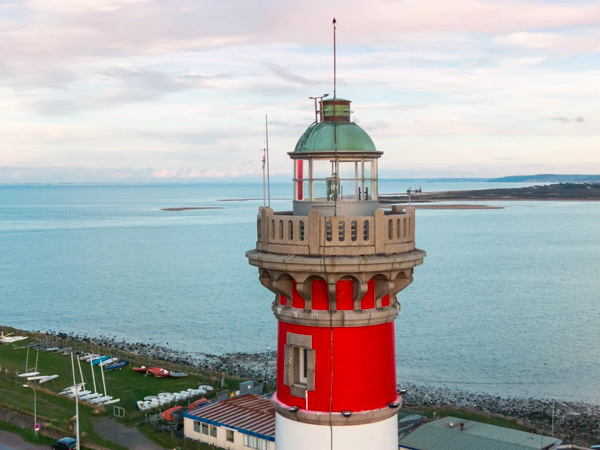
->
[389,271,413,297]
[352,280,369,310]
[294,276,313,311]
[259,270,275,292]
[272,276,295,305]
[374,278,395,308]
[327,282,337,312]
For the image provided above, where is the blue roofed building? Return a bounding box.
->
[398,416,562,450]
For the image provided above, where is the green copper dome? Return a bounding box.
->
[294,121,377,153]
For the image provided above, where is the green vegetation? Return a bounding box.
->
[0,420,55,446]
[139,426,214,450]
[0,326,245,449]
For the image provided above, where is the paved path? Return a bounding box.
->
[0,430,47,450]
[93,417,164,450]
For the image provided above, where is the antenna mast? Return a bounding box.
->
[265,115,271,208]
[262,147,266,207]
[333,17,337,99]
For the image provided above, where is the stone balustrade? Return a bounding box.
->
[256,205,415,257]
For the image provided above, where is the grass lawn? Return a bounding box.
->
[0,421,55,446]
[0,327,247,449]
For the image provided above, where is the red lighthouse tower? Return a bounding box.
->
[247,97,425,450]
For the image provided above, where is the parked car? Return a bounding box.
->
[51,437,77,449]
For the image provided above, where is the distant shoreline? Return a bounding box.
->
[381,182,600,203]
[2,325,598,446]
[409,204,503,210]
[161,206,226,211]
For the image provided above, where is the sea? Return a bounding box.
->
[1,180,599,404]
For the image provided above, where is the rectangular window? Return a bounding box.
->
[253,436,259,449]
[301,347,308,383]
[338,161,357,178]
[193,421,201,433]
[201,423,209,435]
[261,439,268,450]
[312,159,334,179]
[227,429,234,442]
[340,179,357,200]
[284,332,315,398]
[244,435,251,447]
[293,346,308,386]
[210,425,217,437]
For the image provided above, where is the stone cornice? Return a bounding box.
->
[272,393,402,426]
[273,302,399,327]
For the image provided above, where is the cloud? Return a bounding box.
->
[263,62,316,87]
[498,31,600,53]
[551,116,585,123]
[1,0,600,180]
[151,168,259,179]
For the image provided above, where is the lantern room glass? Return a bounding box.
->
[293,158,378,201]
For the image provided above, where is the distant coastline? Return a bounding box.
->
[381,183,600,203]
[161,206,225,211]
[1,173,599,186]
[410,204,503,210]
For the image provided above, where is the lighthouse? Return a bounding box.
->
[246,96,426,449]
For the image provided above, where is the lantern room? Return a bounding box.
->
[290,98,382,217]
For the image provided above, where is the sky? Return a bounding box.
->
[1,0,599,183]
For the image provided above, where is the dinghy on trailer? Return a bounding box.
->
[99,357,118,367]
[39,374,59,384]
[18,371,40,378]
[105,360,128,372]
[27,375,48,381]
[170,371,188,378]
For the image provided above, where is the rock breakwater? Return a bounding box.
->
[45,331,599,446]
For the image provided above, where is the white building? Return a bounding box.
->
[183,394,275,450]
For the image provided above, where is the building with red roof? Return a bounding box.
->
[183,393,275,450]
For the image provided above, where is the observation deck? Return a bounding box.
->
[255,205,416,257]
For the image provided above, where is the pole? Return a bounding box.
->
[100,362,107,398]
[70,354,80,450]
[90,360,97,394]
[332,18,337,99]
[262,148,266,207]
[23,385,37,438]
[77,356,85,390]
[34,388,37,438]
[263,347,270,388]
[265,115,271,208]
[551,399,555,437]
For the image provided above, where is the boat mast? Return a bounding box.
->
[24,346,29,372]
[71,353,77,386]
[77,356,86,390]
[71,354,80,450]
[90,359,98,394]
[100,362,108,398]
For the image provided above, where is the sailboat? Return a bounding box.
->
[18,347,40,378]
[80,358,102,401]
[0,332,28,344]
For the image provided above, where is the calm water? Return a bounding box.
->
[1,181,599,403]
